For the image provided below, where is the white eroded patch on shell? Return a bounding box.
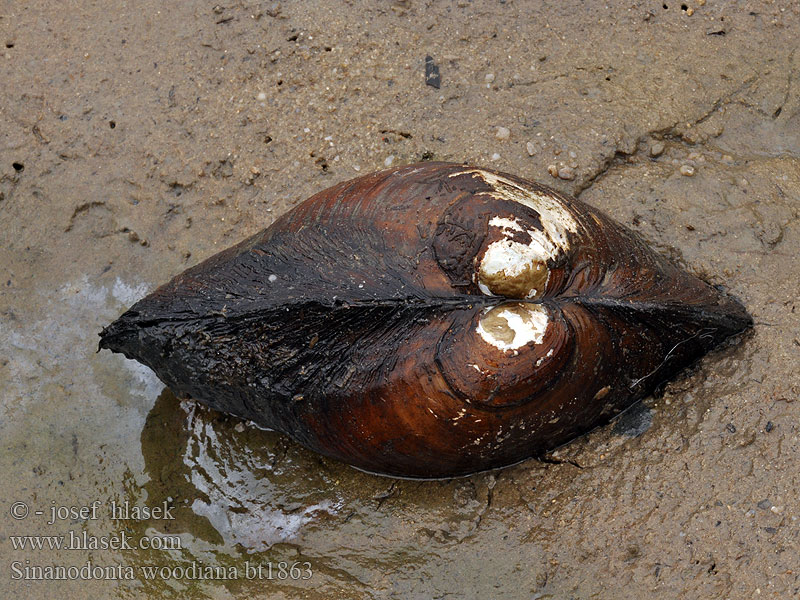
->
[487,216,524,232]
[451,169,579,298]
[476,303,549,351]
[477,230,550,298]
[451,167,579,255]
[535,348,555,367]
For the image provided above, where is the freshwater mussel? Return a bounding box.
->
[100,162,752,478]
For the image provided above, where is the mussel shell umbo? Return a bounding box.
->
[100,162,752,478]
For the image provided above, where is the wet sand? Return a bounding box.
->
[1,1,799,598]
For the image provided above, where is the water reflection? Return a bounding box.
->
[140,389,341,552]
[134,388,523,598]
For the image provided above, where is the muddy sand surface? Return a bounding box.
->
[2,1,799,598]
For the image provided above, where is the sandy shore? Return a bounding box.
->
[2,1,799,598]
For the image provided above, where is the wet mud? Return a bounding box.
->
[1,1,799,598]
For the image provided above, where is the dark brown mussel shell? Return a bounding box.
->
[100,162,752,478]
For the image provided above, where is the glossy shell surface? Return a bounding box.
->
[100,162,752,478]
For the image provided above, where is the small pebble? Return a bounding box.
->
[547,164,559,178]
[686,7,694,16]
[526,141,536,156]
[484,73,495,84]
[256,92,267,101]
[757,499,772,510]
[649,141,665,158]
[495,126,510,140]
[557,165,575,180]
[491,152,501,161]
[680,165,696,177]
[384,155,395,167]
[697,0,705,5]
[234,422,246,433]
[688,151,703,161]
[424,55,441,89]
